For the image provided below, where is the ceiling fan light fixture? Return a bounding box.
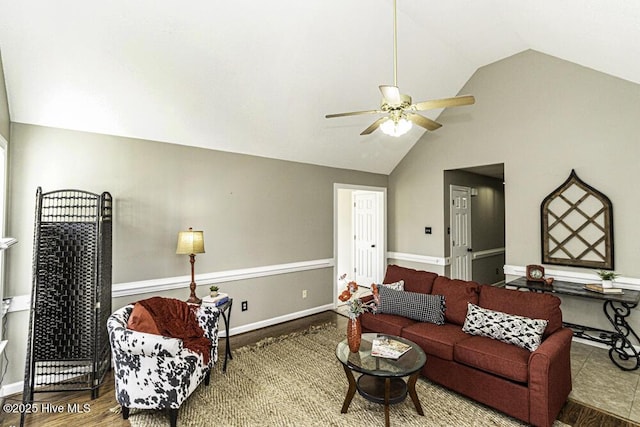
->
[324,0,474,137]
[380,116,412,137]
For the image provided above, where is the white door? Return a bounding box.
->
[353,191,381,285]
[450,185,472,280]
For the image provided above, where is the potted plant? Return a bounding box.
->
[597,270,619,289]
[209,285,219,297]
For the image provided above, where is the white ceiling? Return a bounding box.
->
[0,0,638,174]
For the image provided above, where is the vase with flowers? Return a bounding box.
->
[338,273,379,352]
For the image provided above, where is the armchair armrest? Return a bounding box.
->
[107,303,220,363]
[195,304,220,341]
[110,324,183,357]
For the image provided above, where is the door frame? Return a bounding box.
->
[333,183,387,308]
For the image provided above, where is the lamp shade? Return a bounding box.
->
[176,228,205,254]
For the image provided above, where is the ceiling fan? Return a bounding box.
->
[325,0,475,137]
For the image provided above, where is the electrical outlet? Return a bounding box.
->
[241,300,248,311]
[302,290,308,299]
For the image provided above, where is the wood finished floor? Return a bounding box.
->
[0,310,636,427]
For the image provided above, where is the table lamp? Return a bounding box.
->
[176,227,205,304]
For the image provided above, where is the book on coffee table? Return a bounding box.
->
[371,337,411,359]
[584,284,623,294]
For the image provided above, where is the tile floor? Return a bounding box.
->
[570,340,640,423]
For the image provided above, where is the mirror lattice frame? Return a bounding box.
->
[541,169,614,269]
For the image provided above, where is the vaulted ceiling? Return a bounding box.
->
[0,1,638,174]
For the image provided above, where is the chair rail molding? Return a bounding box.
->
[472,247,505,260]
[386,251,449,266]
[7,258,335,313]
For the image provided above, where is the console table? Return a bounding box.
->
[216,298,233,372]
[507,276,640,371]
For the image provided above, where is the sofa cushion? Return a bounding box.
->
[383,264,438,294]
[401,322,472,361]
[462,303,548,351]
[432,277,480,325]
[360,311,417,336]
[377,286,446,324]
[454,335,531,383]
[478,285,562,337]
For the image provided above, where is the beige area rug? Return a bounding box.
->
[125,324,569,427]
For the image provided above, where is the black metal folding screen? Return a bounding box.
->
[23,187,112,409]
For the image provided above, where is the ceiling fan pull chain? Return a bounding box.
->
[393,0,398,87]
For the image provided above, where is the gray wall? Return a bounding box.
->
[389,49,640,329]
[3,123,387,384]
[443,169,505,284]
[0,51,9,141]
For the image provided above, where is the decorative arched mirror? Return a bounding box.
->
[541,170,614,269]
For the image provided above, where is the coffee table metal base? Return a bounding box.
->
[340,364,424,427]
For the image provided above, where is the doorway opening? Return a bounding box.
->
[334,184,386,308]
[444,164,505,285]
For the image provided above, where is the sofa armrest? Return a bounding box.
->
[528,327,573,427]
[360,294,375,304]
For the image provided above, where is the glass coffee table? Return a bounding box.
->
[335,333,426,426]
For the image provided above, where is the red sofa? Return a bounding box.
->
[360,265,572,427]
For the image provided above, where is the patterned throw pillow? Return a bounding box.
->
[380,280,404,291]
[377,285,446,325]
[462,303,548,351]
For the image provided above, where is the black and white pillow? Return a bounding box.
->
[377,286,445,325]
[379,280,404,291]
[462,303,548,351]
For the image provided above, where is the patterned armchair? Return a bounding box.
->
[107,302,220,427]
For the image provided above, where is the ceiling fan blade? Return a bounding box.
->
[360,117,389,135]
[407,113,442,131]
[414,95,476,111]
[325,109,381,119]
[379,85,402,105]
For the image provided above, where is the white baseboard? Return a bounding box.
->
[1,381,22,398]
[220,303,335,337]
[572,336,640,353]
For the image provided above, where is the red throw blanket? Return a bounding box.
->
[137,297,211,364]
